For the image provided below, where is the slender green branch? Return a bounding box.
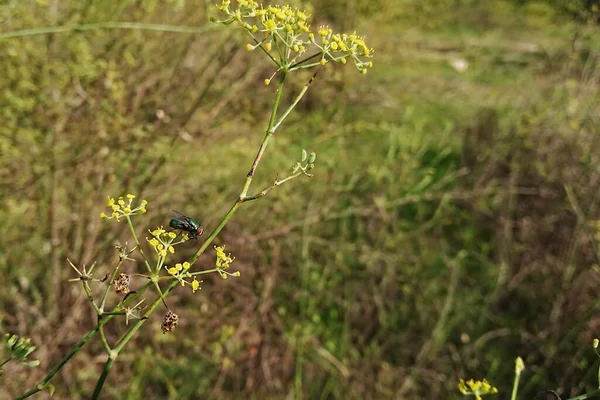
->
[125,216,153,275]
[189,268,219,276]
[99,258,124,311]
[240,71,287,198]
[0,358,11,368]
[82,281,102,315]
[190,201,242,265]
[245,30,280,66]
[100,311,127,316]
[511,371,521,400]
[190,73,288,266]
[98,323,112,354]
[16,282,152,400]
[272,69,318,132]
[243,171,304,202]
[90,357,115,400]
[116,280,178,353]
[288,62,320,71]
[15,328,98,400]
[151,280,170,311]
[113,281,152,311]
[0,22,215,40]
[90,280,179,398]
[288,52,323,70]
[18,34,316,399]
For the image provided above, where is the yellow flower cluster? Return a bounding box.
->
[458,379,498,400]
[147,227,176,258]
[214,1,373,74]
[315,28,373,74]
[165,261,201,293]
[215,245,240,279]
[100,194,147,221]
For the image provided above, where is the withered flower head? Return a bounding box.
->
[161,311,179,334]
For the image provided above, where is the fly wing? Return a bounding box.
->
[172,210,193,229]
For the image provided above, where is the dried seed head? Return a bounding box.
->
[114,273,131,294]
[161,311,179,334]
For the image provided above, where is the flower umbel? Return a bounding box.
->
[213,1,374,74]
[146,227,184,272]
[166,261,191,281]
[101,194,148,221]
[215,245,240,279]
[458,378,499,400]
[164,261,202,293]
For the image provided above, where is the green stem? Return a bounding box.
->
[271,69,317,132]
[15,328,98,400]
[100,258,124,311]
[89,280,179,399]
[240,71,287,199]
[0,358,11,368]
[190,72,288,266]
[567,389,600,400]
[0,22,214,40]
[15,282,152,400]
[288,52,323,70]
[243,171,304,202]
[90,357,115,400]
[82,281,101,315]
[18,57,306,400]
[98,322,112,354]
[151,280,170,311]
[190,201,241,265]
[117,280,178,353]
[246,30,280,66]
[125,216,153,275]
[189,268,219,276]
[100,311,127,316]
[511,371,521,400]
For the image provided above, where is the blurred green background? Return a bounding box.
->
[1,0,600,398]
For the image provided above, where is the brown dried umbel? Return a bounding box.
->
[114,273,130,294]
[161,311,179,334]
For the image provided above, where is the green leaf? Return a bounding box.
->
[301,149,307,162]
[44,383,56,396]
[308,152,316,163]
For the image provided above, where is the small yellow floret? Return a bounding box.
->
[191,278,200,293]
